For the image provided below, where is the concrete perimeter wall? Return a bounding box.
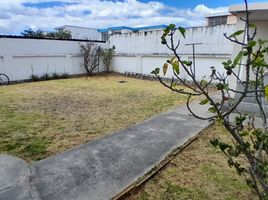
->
[0,38,108,81]
[110,25,236,81]
[0,24,236,82]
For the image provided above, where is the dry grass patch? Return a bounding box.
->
[123,124,257,200]
[0,74,188,162]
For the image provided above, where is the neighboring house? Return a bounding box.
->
[98,25,167,42]
[205,12,237,26]
[228,3,268,114]
[55,25,101,41]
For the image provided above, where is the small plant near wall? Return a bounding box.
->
[61,72,69,79]
[40,72,51,80]
[100,46,115,73]
[29,71,70,82]
[30,74,39,81]
[51,72,60,79]
[80,42,102,76]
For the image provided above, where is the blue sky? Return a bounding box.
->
[140,0,268,8]
[0,0,267,35]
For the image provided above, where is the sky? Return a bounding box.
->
[0,0,267,35]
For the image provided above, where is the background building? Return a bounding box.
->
[55,25,101,40]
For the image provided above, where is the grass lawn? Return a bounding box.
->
[0,74,188,162]
[123,124,257,200]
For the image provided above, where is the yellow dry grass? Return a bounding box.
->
[123,124,257,200]
[0,74,188,162]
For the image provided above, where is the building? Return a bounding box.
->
[228,2,268,114]
[98,25,167,42]
[206,12,237,26]
[54,25,101,41]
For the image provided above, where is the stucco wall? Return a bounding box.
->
[111,54,230,81]
[228,14,268,98]
[110,25,235,81]
[0,38,108,81]
[110,25,236,55]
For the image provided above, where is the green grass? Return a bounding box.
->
[0,74,188,162]
[123,125,257,200]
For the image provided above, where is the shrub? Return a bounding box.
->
[30,74,39,81]
[51,72,60,79]
[40,73,51,81]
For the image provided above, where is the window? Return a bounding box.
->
[208,16,228,26]
[101,32,108,41]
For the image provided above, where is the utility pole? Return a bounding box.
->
[185,43,202,79]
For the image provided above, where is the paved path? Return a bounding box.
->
[0,100,211,200]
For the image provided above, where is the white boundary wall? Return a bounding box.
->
[112,54,230,81]
[110,25,236,81]
[0,38,108,81]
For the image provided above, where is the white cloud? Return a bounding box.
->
[0,0,228,35]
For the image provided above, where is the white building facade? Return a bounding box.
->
[55,25,102,41]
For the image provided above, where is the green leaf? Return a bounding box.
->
[178,27,186,38]
[181,60,192,66]
[168,24,176,30]
[200,79,208,87]
[219,142,230,152]
[248,41,257,47]
[216,83,229,90]
[239,131,249,137]
[229,30,244,38]
[208,107,217,113]
[199,98,209,105]
[210,138,219,147]
[172,61,180,74]
[170,56,176,64]
[249,23,256,28]
[265,85,268,101]
[232,51,243,67]
[151,68,160,75]
[163,63,168,76]
[235,115,246,126]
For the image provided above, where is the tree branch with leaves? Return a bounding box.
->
[152,1,268,198]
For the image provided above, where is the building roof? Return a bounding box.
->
[0,34,106,42]
[98,25,167,33]
[98,26,133,33]
[55,25,98,30]
[132,25,167,31]
[229,2,268,13]
[205,12,231,18]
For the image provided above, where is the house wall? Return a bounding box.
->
[227,15,237,24]
[0,38,108,81]
[228,14,268,97]
[110,24,236,81]
[63,26,102,40]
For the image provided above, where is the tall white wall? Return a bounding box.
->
[0,38,108,81]
[110,25,236,81]
[112,54,229,81]
[110,25,236,55]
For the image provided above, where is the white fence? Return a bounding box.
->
[0,38,108,81]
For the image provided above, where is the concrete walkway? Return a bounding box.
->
[0,101,211,200]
